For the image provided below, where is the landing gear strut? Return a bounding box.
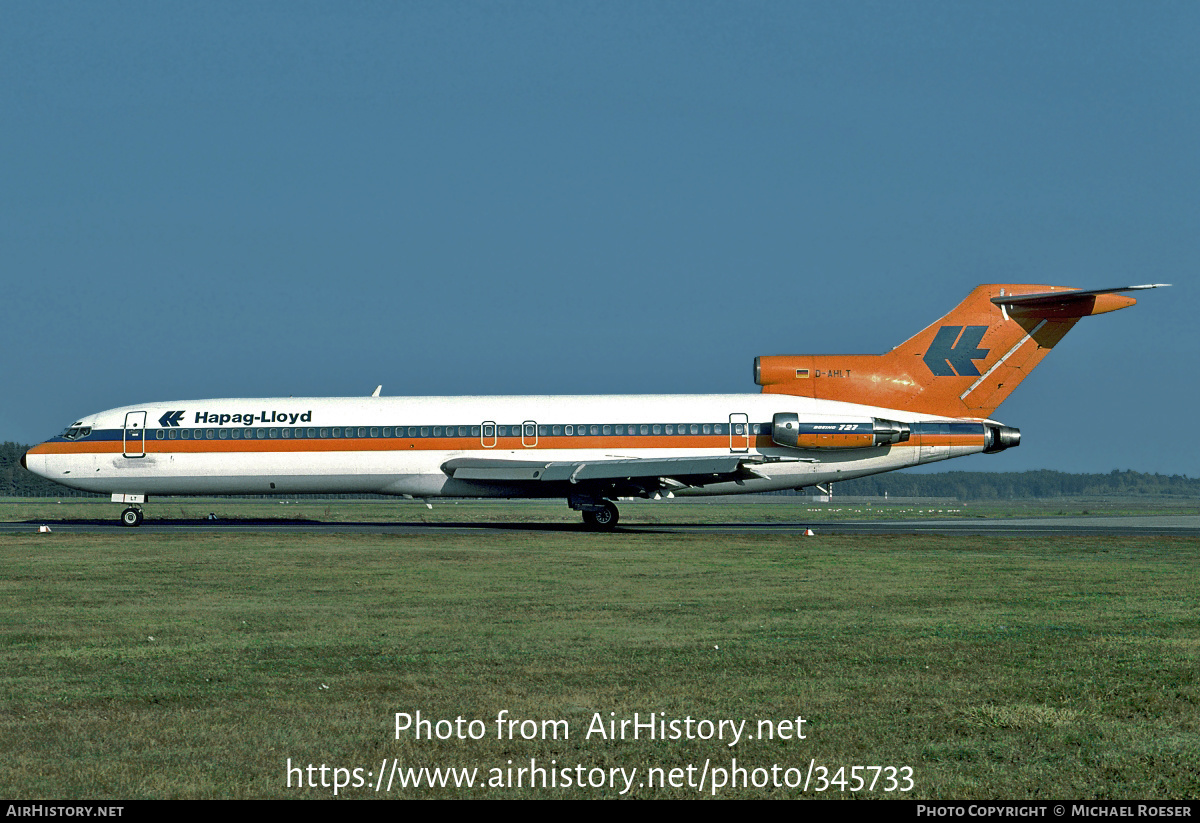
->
[120,507,144,527]
[580,500,619,531]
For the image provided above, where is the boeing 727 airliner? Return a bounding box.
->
[22,283,1165,528]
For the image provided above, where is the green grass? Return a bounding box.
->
[1,531,1198,798]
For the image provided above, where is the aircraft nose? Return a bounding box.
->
[20,452,27,469]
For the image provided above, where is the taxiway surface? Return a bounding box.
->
[3,515,1199,537]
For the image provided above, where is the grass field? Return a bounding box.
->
[2,524,1198,798]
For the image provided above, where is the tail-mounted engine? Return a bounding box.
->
[983,425,1021,453]
[771,413,910,450]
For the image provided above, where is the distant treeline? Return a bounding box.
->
[832,469,1200,500]
[2,441,1197,500]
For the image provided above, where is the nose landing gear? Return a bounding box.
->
[120,507,144,527]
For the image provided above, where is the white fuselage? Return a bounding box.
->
[25,393,990,499]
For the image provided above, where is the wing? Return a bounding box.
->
[442,454,813,497]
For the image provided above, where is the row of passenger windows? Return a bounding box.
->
[153,422,769,441]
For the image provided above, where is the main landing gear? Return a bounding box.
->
[574,499,619,531]
[120,507,144,527]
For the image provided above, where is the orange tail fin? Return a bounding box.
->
[755,284,1166,418]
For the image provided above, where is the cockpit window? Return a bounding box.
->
[59,424,92,440]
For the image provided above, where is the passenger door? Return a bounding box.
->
[123,411,147,458]
[729,413,750,453]
[522,420,538,448]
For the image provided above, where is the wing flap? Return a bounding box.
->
[442,454,811,487]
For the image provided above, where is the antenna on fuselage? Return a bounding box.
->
[371,385,382,397]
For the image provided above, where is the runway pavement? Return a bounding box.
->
[3,515,1199,537]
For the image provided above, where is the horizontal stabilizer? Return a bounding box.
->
[992,284,1170,317]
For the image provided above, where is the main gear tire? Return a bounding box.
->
[582,501,619,530]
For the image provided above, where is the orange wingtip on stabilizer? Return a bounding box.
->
[755,283,1167,418]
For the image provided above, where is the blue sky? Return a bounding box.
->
[2,2,1195,475]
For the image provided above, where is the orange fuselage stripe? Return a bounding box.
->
[29,432,979,455]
